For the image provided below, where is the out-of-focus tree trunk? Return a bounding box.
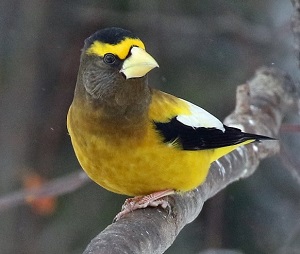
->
[0,1,48,252]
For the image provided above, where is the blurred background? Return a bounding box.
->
[0,1,300,253]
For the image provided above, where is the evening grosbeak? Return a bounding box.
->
[67,27,274,220]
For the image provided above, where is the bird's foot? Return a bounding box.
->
[114,189,175,222]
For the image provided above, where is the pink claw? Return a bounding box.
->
[114,189,175,221]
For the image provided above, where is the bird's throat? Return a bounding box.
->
[74,76,151,127]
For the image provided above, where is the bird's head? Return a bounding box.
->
[84,27,158,79]
[79,27,159,99]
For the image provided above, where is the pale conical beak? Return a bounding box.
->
[120,46,159,79]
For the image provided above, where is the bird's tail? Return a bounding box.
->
[209,129,275,163]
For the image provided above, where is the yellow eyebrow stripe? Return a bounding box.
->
[86,38,145,60]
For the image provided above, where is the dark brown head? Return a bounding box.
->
[76,27,159,105]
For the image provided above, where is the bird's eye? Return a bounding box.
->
[103,53,116,65]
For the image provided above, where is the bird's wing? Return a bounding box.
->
[149,90,269,151]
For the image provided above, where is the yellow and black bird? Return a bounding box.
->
[67,27,273,220]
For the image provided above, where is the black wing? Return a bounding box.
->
[154,117,274,151]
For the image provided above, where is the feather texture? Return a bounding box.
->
[68,28,275,198]
[155,118,273,150]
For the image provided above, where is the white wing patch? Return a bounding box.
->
[176,99,225,132]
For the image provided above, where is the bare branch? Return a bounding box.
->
[280,124,300,132]
[0,171,89,212]
[82,67,297,254]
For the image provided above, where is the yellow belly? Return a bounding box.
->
[76,142,211,196]
[68,114,213,196]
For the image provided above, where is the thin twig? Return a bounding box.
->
[280,124,300,132]
[0,171,90,212]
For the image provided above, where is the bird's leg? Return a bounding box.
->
[114,189,175,221]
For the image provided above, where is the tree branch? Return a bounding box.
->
[0,171,89,212]
[82,67,298,254]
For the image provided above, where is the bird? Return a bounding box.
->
[67,27,274,221]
